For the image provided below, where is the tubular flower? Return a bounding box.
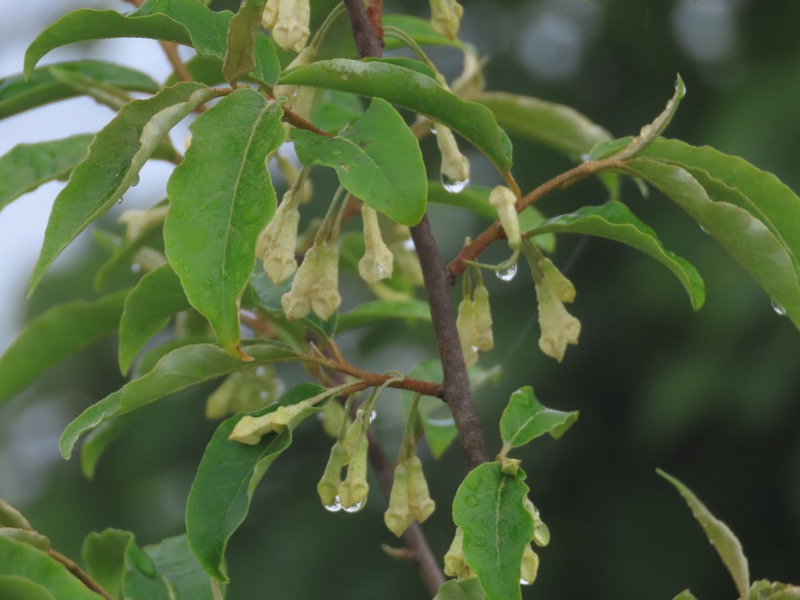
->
[273,46,317,130]
[228,399,313,445]
[261,0,279,29]
[338,438,369,510]
[520,544,540,585]
[256,190,300,284]
[281,239,341,320]
[435,124,470,190]
[430,0,464,41]
[472,282,494,351]
[489,185,521,250]
[384,463,413,537]
[456,295,478,368]
[443,527,474,580]
[451,45,485,100]
[317,443,347,507]
[358,205,394,283]
[534,258,580,362]
[406,456,435,522]
[271,0,311,53]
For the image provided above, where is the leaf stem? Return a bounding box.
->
[47,548,114,600]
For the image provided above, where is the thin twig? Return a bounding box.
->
[48,548,114,600]
[343,0,383,58]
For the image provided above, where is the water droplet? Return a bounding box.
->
[771,300,787,316]
[116,197,124,205]
[256,366,266,377]
[429,123,438,135]
[324,496,343,513]
[532,523,550,547]
[699,224,709,235]
[580,153,590,163]
[520,578,532,586]
[130,263,141,274]
[342,498,365,513]
[471,345,479,353]
[403,239,415,251]
[441,172,469,194]
[369,410,377,424]
[130,174,140,187]
[259,390,268,401]
[496,264,518,282]
[377,265,387,277]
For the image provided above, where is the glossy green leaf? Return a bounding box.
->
[279,59,513,171]
[164,89,283,358]
[0,135,92,211]
[623,159,800,329]
[309,89,363,134]
[433,578,487,600]
[223,0,268,83]
[476,91,611,158]
[639,138,800,276]
[527,200,705,310]
[452,462,534,600]
[658,469,749,600]
[0,289,128,403]
[0,576,57,600]
[383,14,464,49]
[59,342,298,459]
[118,264,190,374]
[499,386,579,452]
[0,61,158,120]
[187,383,324,581]
[80,414,138,479]
[336,299,431,333]
[25,0,280,86]
[146,535,225,600]
[0,537,102,600]
[293,98,428,226]
[28,82,215,295]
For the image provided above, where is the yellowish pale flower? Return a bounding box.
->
[435,124,470,191]
[430,0,464,41]
[384,463,413,537]
[535,258,580,362]
[272,0,311,53]
[358,205,394,283]
[256,190,300,284]
[443,527,474,580]
[338,438,369,510]
[472,282,494,351]
[456,295,478,367]
[407,456,435,522]
[520,544,539,585]
[489,185,521,250]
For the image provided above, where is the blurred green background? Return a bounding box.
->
[0,0,798,598]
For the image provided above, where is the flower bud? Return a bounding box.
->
[359,205,394,283]
[435,124,470,192]
[384,463,413,537]
[228,399,312,444]
[430,0,464,41]
[451,45,485,100]
[489,185,521,250]
[272,0,311,53]
[309,240,341,320]
[256,191,300,284]
[456,296,478,368]
[472,282,494,352]
[118,205,169,241]
[407,456,435,523]
[443,527,474,580]
[520,544,539,586]
[276,154,312,204]
[318,443,347,506]
[534,258,580,362]
[338,438,369,510]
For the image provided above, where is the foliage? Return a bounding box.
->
[0,0,797,598]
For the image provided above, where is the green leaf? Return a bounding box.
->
[93,221,165,291]
[382,14,464,49]
[166,54,225,87]
[658,469,750,600]
[82,528,131,598]
[164,88,284,358]
[499,386,579,452]
[80,414,138,480]
[145,535,225,600]
[186,383,324,581]
[0,576,57,600]
[433,578,487,600]
[476,91,611,158]
[452,462,534,600]
[0,61,158,120]
[672,591,699,600]
[293,98,428,226]
[0,289,128,404]
[279,59,513,171]
[0,537,102,600]
[622,159,800,329]
[527,200,705,310]
[28,82,215,295]
[309,89,363,134]
[639,138,800,278]
[59,342,297,459]
[336,299,431,333]
[750,580,800,600]
[25,0,280,87]
[222,0,268,83]
[122,541,170,600]
[0,135,93,212]
[0,501,33,530]
[119,264,190,374]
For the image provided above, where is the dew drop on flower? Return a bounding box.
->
[430,123,438,135]
[403,238,415,251]
[496,264,518,282]
[324,496,343,513]
[772,300,787,316]
[342,498,365,513]
[520,578,532,586]
[130,263,141,274]
[441,172,469,194]
[369,410,377,424]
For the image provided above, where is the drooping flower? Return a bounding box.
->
[429,0,464,41]
[256,190,300,284]
[435,124,470,191]
[489,185,521,250]
[534,258,580,362]
[358,205,394,283]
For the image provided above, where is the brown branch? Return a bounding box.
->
[281,106,331,136]
[343,0,383,58]
[447,158,622,280]
[161,42,193,83]
[367,0,385,46]
[48,548,114,600]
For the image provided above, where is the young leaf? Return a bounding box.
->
[59,342,298,459]
[382,14,464,50]
[0,576,57,600]
[164,89,284,358]
[25,0,280,87]
[279,59,513,171]
[118,264,190,374]
[145,535,224,600]
[499,386,579,452]
[292,98,428,226]
[29,82,216,295]
[452,462,534,600]
[476,91,611,159]
[433,578,487,600]
[0,289,128,404]
[0,61,158,120]
[336,299,431,333]
[80,414,138,480]
[658,469,750,600]
[622,159,800,329]
[222,0,268,83]
[186,383,324,582]
[82,528,132,598]
[639,138,800,275]
[0,135,93,212]
[527,200,705,310]
[672,591,699,600]
[0,537,102,600]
